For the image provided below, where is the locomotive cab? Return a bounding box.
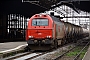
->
[26,14,53,50]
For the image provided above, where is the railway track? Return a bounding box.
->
[73,41,90,60]
[3,37,89,60]
[52,37,90,60]
[4,43,74,60]
[4,50,47,60]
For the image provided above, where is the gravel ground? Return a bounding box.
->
[32,43,75,60]
[59,56,75,60]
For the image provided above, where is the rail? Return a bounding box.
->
[4,50,35,60]
[52,37,90,60]
[52,43,78,60]
[5,50,48,60]
[73,41,90,60]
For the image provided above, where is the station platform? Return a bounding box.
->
[82,46,90,60]
[0,41,27,53]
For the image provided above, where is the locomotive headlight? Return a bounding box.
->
[48,36,51,38]
[46,36,49,38]
[46,36,51,38]
[29,36,33,38]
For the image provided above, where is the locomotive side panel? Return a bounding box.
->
[50,16,66,45]
[50,15,65,39]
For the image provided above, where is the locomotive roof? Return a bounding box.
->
[50,15,62,22]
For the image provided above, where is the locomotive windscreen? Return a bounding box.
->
[32,19,48,26]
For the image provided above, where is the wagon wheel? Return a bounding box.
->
[51,40,55,48]
[54,40,58,49]
[61,38,66,45]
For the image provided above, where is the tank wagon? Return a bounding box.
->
[26,14,89,50]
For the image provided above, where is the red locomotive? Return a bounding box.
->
[26,14,89,50]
